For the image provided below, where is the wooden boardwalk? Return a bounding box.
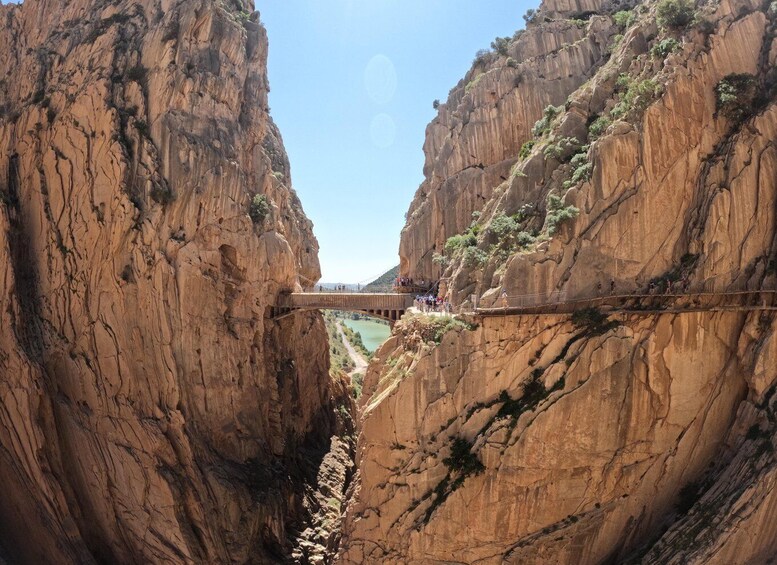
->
[475,290,777,317]
[270,290,777,325]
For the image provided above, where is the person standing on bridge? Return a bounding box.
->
[501,289,508,309]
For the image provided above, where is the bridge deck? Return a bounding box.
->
[274,293,415,322]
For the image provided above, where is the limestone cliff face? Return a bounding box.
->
[399,0,616,281]
[340,310,777,564]
[341,0,777,562]
[401,0,777,307]
[0,0,351,563]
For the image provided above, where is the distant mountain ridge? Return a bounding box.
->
[361,265,399,293]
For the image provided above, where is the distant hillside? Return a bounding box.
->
[361,265,399,293]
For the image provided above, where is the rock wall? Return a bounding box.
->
[401,0,777,307]
[0,0,351,563]
[342,0,777,562]
[399,0,616,281]
[339,309,777,564]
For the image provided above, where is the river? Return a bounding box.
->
[342,318,392,353]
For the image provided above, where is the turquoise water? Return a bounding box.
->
[342,318,391,352]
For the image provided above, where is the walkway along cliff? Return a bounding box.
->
[338,0,777,562]
[0,0,353,562]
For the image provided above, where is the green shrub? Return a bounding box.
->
[134,119,148,136]
[570,151,589,169]
[545,194,579,235]
[432,252,448,266]
[715,73,758,122]
[487,213,518,239]
[656,0,695,29]
[571,307,620,335]
[491,36,511,56]
[396,314,475,345]
[465,73,484,94]
[519,139,536,159]
[613,10,636,28]
[506,57,519,68]
[543,136,580,162]
[532,105,563,137]
[523,8,539,24]
[150,184,175,205]
[445,232,476,254]
[443,438,485,476]
[249,194,270,224]
[433,99,440,110]
[571,307,608,329]
[351,372,364,399]
[463,246,488,267]
[571,162,593,184]
[651,37,680,58]
[473,49,492,67]
[611,78,661,119]
[543,142,564,161]
[236,10,251,27]
[515,231,537,248]
[608,34,624,53]
[615,73,633,91]
[125,65,148,84]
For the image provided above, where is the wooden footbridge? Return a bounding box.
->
[272,292,415,323]
[476,290,777,316]
[270,289,777,326]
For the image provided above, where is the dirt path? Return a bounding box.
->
[337,321,368,375]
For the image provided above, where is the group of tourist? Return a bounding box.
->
[414,295,452,314]
[648,277,691,294]
[395,277,430,289]
[318,284,359,292]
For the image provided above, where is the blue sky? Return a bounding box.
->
[258,1,527,283]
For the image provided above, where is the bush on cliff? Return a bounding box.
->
[491,36,511,56]
[532,105,563,137]
[715,74,758,123]
[656,0,695,29]
[443,438,485,476]
[463,246,488,267]
[545,194,579,235]
[249,194,270,224]
[395,314,475,346]
[613,10,636,28]
[651,38,680,58]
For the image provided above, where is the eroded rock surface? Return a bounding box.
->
[339,310,777,564]
[341,0,777,562]
[0,0,351,563]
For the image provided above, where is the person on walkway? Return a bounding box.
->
[610,279,616,295]
[501,289,508,309]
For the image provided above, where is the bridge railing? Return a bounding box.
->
[278,292,414,311]
[475,290,777,316]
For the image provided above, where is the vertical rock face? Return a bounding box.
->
[341,0,777,562]
[0,0,350,563]
[401,0,777,308]
[339,311,777,564]
[399,0,614,281]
